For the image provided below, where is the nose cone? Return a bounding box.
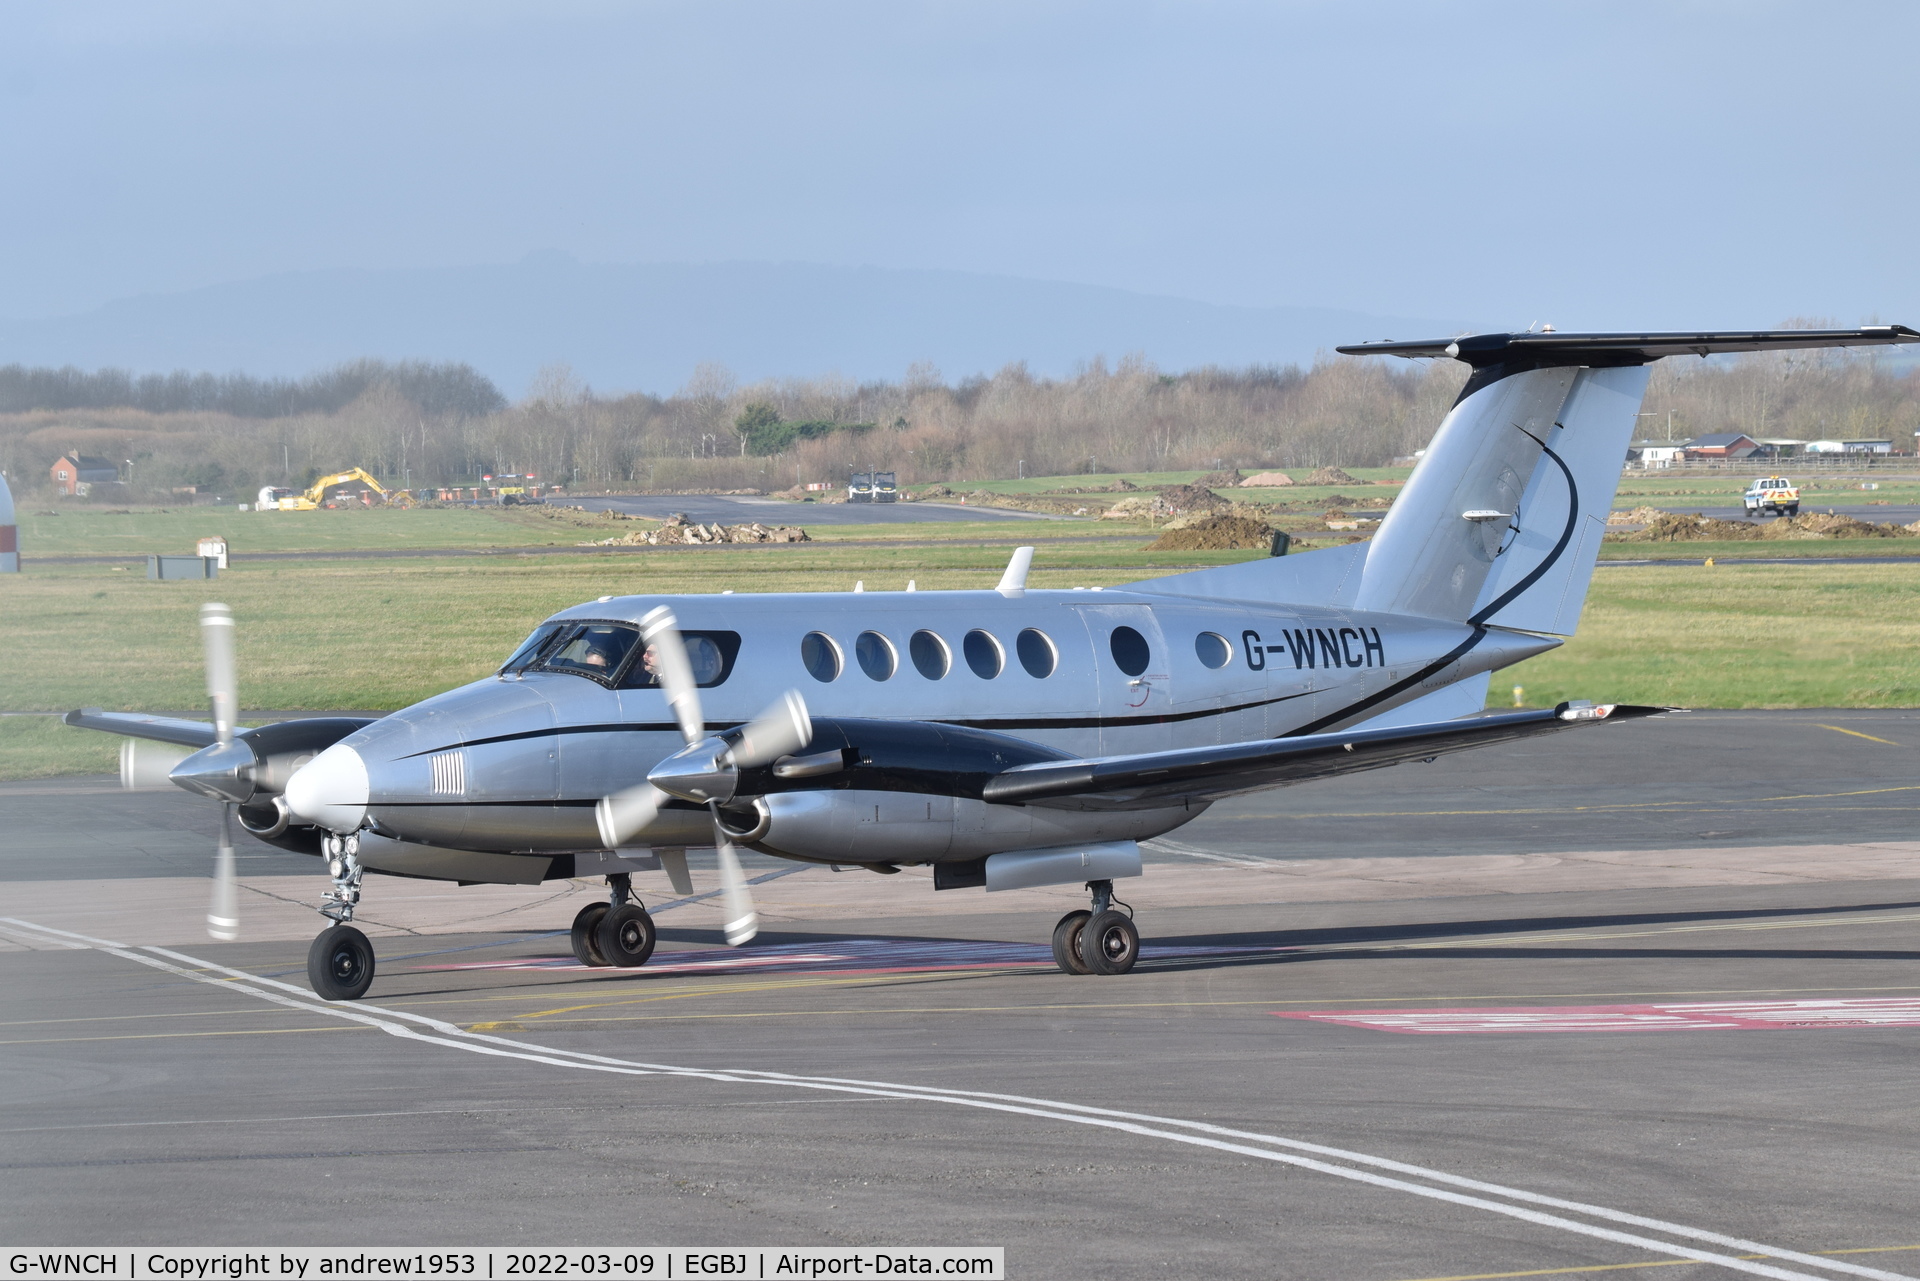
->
[284,743,369,832]
[169,738,259,803]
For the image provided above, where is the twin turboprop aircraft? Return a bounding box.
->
[69,325,1919,1000]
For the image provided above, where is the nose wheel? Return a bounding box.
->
[305,835,378,1000]
[308,923,376,1001]
[1052,880,1139,975]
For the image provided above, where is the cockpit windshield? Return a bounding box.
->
[619,631,741,689]
[499,622,564,674]
[542,623,642,682]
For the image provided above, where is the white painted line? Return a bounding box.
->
[2,916,1908,1281]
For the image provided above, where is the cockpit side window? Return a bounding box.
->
[618,630,742,689]
[499,622,565,674]
[542,623,641,684]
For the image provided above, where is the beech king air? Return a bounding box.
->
[67,326,1919,1000]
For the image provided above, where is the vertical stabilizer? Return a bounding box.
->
[1354,368,1578,621]
[1467,365,1649,635]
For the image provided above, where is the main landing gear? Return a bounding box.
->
[308,835,375,1002]
[569,873,657,969]
[1051,879,1140,976]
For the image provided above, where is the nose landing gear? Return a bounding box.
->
[1051,879,1139,975]
[307,835,375,1001]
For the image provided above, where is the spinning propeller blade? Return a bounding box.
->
[595,783,666,849]
[201,603,238,745]
[596,610,812,947]
[640,606,704,745]
[201,603,240,939]
[209,804,239,941]
[712,814,759,947]
[729,690,812,768]
[120,738,192,790]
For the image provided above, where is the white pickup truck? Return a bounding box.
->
[1743,476,1800,517]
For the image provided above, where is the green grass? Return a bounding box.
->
[1510,562,1920,708]
[15,503,615,557]
[1598,540,1920,560]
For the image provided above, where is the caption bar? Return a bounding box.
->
[6,1253,1003,1281]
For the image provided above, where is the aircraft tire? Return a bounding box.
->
[571,902,611,967]
[598,904,657,968]
[1051,911,1093,975]
[308,924,376,1001]
[1080,909,1140,976]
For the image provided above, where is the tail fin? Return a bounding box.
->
[1352,364,1645,634]
[1346,325,1919,634]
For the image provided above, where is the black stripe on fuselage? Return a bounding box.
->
[400,689,1315,758]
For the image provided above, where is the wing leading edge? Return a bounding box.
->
[981,703,1668,809]
[63,708,221,748]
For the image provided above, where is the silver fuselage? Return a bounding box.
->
[323,585,1554,859]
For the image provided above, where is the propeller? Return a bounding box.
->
[593,606,813,946]
[201,603,241,941]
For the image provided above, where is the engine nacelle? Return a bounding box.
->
[725,788,1190,865]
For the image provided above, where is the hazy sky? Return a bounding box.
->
[2,1,1914,330]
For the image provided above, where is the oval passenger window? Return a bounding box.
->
[800,632,841,682]
[1110,625,1150,676]
[855,631,896,681]
[1016,628,1056,678]
[910,630,949,679]
[1195,631,1232,669]
[963,629,1003,679]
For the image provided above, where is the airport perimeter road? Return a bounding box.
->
[564,493,1069,524]
[5,709,1920,1276]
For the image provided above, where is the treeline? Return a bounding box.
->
[1,345,1914,501]
[0,358,505,419]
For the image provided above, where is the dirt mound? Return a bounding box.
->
[1193,468,1244,488]
[1305,466,1364,486]
[1612,511,1916,543]
[1606,505,1668,527]
[1145,514,1280,551]
[1099,494,1175,522]
[1240,471,1293,487]
[1156,482,1230,513]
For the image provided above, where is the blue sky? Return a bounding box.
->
[1,0,1913,332]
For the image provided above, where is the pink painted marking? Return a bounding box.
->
[1274,998,1920,1034]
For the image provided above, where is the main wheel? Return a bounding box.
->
[308,924,376,1001]
[570,902,611,967]
[597,904,657,968]
[1079,909,1140,975]
[1785,505,1799,516]
[1051,910,1093,975]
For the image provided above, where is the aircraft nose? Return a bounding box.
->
[284,743,369,832]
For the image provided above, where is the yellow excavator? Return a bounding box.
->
[257,468,411,511]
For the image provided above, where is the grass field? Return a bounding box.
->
[6,533,1920,779]
[13,503,618,556]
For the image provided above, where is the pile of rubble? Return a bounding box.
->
[1609,511,1919,543]
[583,515,810,546]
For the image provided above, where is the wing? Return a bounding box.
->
[981,703,1668,809]
[63,708,220,748]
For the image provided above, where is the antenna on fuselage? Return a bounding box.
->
[997,546,1035,596]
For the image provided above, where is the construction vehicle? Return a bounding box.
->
[258,468,407,511]
[1743,476,1799,517]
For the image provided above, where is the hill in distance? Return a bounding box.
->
[0,254,1463,397]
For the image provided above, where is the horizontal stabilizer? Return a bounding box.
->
[981,703,1666,808]
[1337,326,1919,367]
